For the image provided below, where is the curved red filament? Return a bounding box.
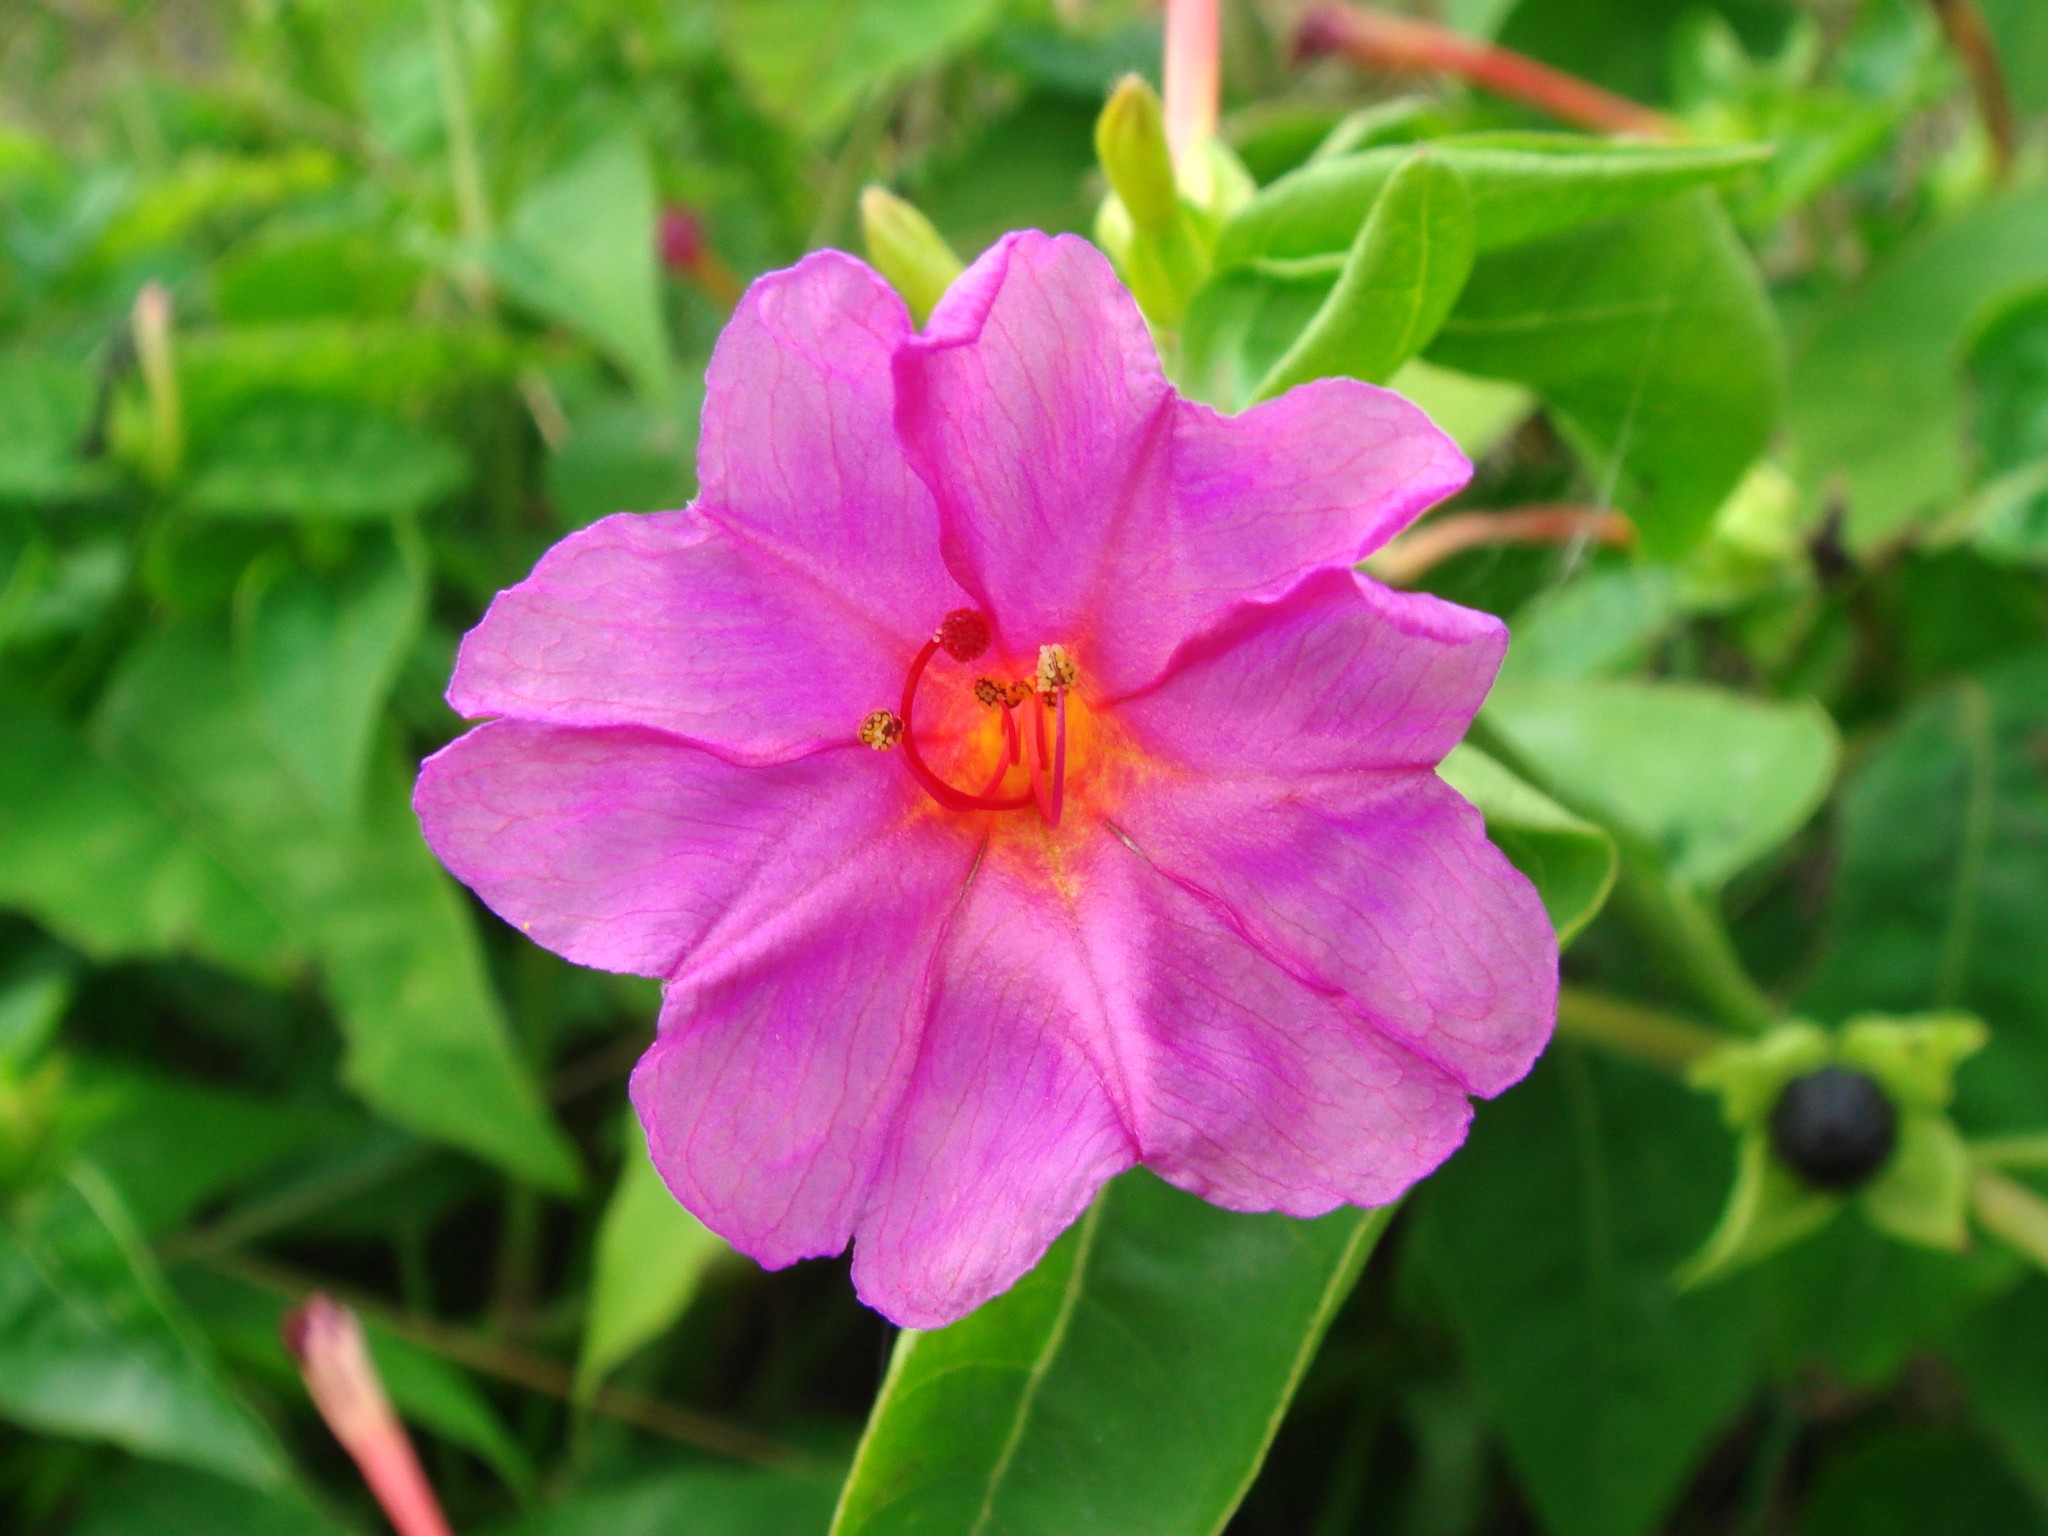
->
[899,639,1033,813]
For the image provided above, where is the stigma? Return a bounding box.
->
[863,609,1075,825]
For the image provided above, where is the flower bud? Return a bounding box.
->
[1095,76,1180,235]
[859,187,964,327]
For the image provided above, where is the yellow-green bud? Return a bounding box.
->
[859,187,964,328]
[1095,76,1180,235]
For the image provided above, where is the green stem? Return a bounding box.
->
[1556,987,1721,1072]
[1973,1135,2048,1171]
[428,0,493,304]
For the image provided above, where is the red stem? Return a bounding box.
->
[1296,4,1673,138]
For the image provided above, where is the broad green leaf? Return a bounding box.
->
[0,1168,287,1487]
[1215,136,1772,269]
[1178,261,1332,409]
[1949,1277,2048,1509]
[1384,357,1534,461]
[1763,1217,2011,1390]
[714,0,1003,139]
[235,532,426,825]
[213,225,422,324]
[491,1467,842,1536]
[185,399,469,521]
[93,624,578,1191]
[1961,286,2048,563]
[77,1066,355,1236]
[0,689,289,976]
[1411,1049,1761,1536]
[1428,193,1783,559]
[1794,1425,2046,1536]
[1495,567,1684,688]
[1438,744,1616,943]
[830,1172,1390,1536]
[491,135,670,400]
[69,1462,346,1536]
[1253,151,1474,400]
[0,349,110,503]
[578,1117,727,1395]
[545,385,700,530]
[1484,679,1837,891]
[1802,655,2048,1135]
[1790,188,2048,546]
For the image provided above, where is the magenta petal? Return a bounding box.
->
[1116,773,1555,1099]
[850,852,1139,1328]
[1114,566,1507,769]
[447,512,923,758]
[630,818,975,1271]
[1088,849,1475,1214]
[895,232,1468,693]
[448,253,962,758]
[414,720,947,978]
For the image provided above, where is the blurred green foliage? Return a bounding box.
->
[3,0,2048,1533]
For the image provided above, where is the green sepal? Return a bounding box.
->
[1862,1111,1973,1251]
[1838,1012,1988,1113]
[1679,1129,1840,1289]
[1688,1021,1831,1129]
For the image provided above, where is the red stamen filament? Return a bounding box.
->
[899,638,1033,813]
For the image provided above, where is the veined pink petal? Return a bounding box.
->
[1114,772,1555,1098]
[446,512,921,759]
[449,253,962,759]
[895,232,1469,694]
[1111,566,1507,767]
[1084,846,1475,1214]
[849,847,1140,1328]
[630,816,976,1270]
[414,720,965,979]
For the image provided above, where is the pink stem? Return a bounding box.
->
[1163,0,1220,157]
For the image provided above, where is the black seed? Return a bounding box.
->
[1768,1066,1898,1190]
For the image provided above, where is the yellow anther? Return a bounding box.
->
[1037,644,1077,695]
[860,709,904,750]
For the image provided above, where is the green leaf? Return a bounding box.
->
[1794,1425,2046,1536]
[714,0,1003,139]
[1179,261,1332,409]
[491,135,671,400]
[1411,1049,1761,1536]
[77,1066,355,1236]
[1428,192,1784,559]
[544,385,700,530]
[1790,188,2048,547]
[0,348,111,503]
[578,1117,727,1395]
[68,1462,346,1536]
[1860,1111,1971,1250]
[1438,744,1616,943]
[1383,357,1535,461]
[93,624,578,1191]
[0,1168,287,1487]
[1801,656,2048,1134]
[1253,151,1474,400]
[0,689,290,976]
[1215,136,1772,269]
[186,398,469,521]
[830,1172,1389,1536]
[1679,1130,1840,1287]
[1765,1217,2011,1390]
[234,532,426,825]
[1949,1276,2048,1510]
[1484,679,1838,891]
[491,1467,842,1536]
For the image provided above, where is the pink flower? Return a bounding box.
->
[415,232,1556,1328]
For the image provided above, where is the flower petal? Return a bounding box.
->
[849,848,1140,1328]
[1113,565,1507,769]
[414,719,965,978]
[1086,845,1475,1214]
[895,233,1468,694]
[1114,771,1556,1098]
[449,253,960,757]
[630,812,975,1271]
[447,512,926,758]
